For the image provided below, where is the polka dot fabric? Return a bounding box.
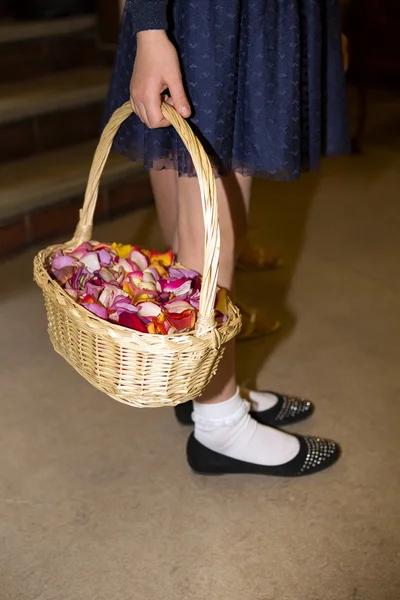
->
[105,0,350,179]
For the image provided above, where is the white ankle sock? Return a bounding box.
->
[240,388,279,412]
[193,390,300,466]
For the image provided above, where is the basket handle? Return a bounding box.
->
[69,101,220,339]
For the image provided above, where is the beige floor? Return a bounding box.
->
[1,98,400,599]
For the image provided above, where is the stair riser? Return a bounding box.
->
[0,33,99,84]
[0,177,153,260]
[0,102,104,163]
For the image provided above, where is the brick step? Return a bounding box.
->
[0,141,152,259]
[0,15,100,83]
[0,67,111,162]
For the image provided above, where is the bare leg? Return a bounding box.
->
[149,170,179,251]
[150,170,251,258]
[152,171,335,472]
[176,172,251,404]
[151,169,280,275]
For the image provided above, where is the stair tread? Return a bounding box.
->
[0,141,143,223]
[0,67,111,124]
[0,14,97,44]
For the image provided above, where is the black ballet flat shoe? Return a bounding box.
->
[187,433,341,477]
[174,393,314,427]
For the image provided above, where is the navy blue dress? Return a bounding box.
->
[105,0,350,179]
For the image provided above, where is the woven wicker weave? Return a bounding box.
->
[34,102,241,407]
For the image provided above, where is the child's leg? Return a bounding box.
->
[176,172,250,404]
[174,172,301,466]
[150,170,179,251]
[150,170,251,260]
[151,169,339,473]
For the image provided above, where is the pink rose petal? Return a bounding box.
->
[52,266,75,284]
[69,242,93,259]
[130,250,149,271]
[70,267,91,290]
[97,249,113,267]
[84,282,103,300]
[143,267,160,281]
[80,253,101,273]
[168,267,199,279]
[82,303,108,320]
[159,278,193,296]
[110,298,138,315]
[164,299,194,314]
[52,255,76,270]
[137,301,162,318]
[142,270,157,284]
[119,259,138,274]
[98,284,128,308]
[188,290,201,310]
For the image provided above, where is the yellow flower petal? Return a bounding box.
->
[112,242,133,259]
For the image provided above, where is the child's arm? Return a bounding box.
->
[126,0,169,35]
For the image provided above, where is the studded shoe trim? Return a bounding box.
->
[297,436,338,475]
[274,395,313,422]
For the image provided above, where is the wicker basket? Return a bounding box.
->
[33,102,241,408]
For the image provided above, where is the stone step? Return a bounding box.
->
[0,14,97,44]
[0,141,151,259]
[0,67,111,162]
[0,16,100,84]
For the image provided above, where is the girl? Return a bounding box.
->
[104,0,349,476]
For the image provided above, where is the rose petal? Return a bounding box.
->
[147,316,167,335]
[164,299,194,314]
[118,311,147,332]
[158,292,170,304]
[52,255,76,270]
[84,282,103,300]
[68,242,93,260]
[92,243,112,251]
[112,242,133,259]
[137,301,162,318]
[69,267,91,290]
[82,303,108,320]
[188,290,200,310]
[80,252,101,273]
[165,309,196,331]
[168,267,199,280]
[129,250,149,271]
[134,291,159,303]
[141,280,157,291]
[143,267,160,281]
[149,261,169,278]
[159,278,192,297]
[149,249,174,267]
[98,284,128,308]
[99,267,116,283]
[110,298,138,315]
[97,249,113,267]
[142,270,156,285]
[215,289,228,317]
[119,259,140,274]
[52,266,75,284]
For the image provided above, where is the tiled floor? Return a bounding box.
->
[0,95,399,599]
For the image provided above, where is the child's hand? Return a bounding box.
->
[130,30,191,128]
[342,34,349,72]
